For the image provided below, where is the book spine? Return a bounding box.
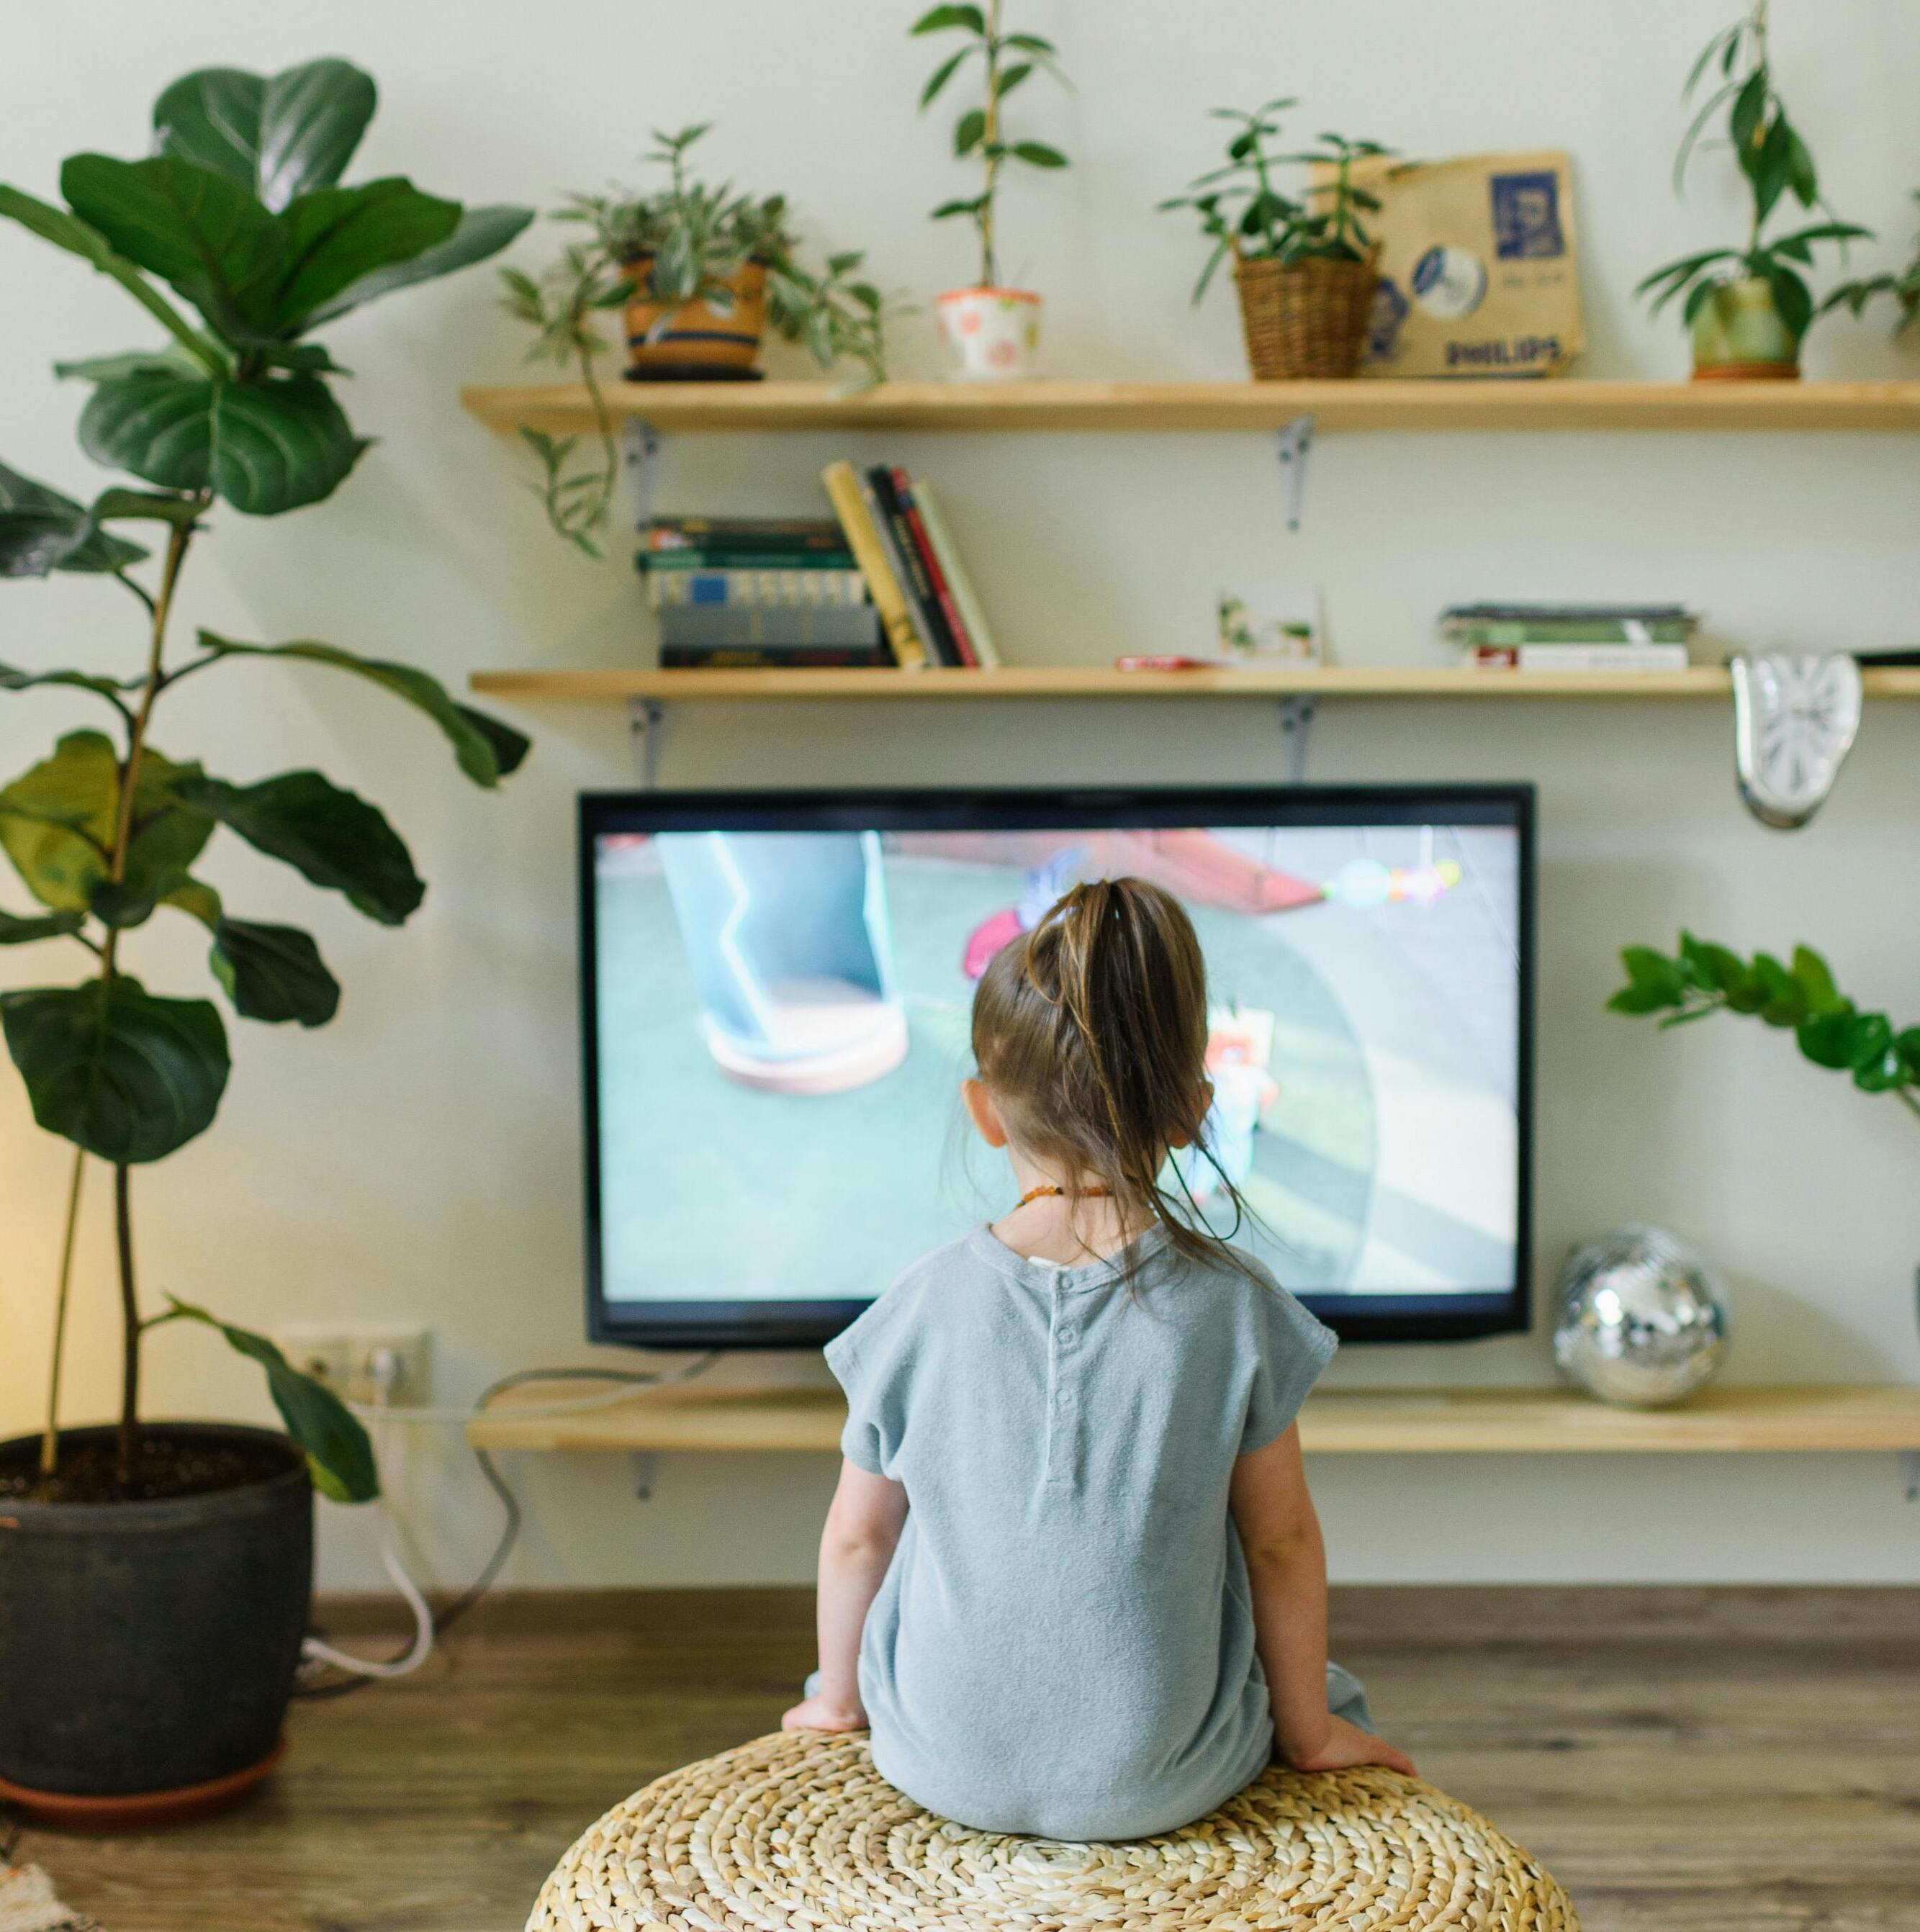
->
[890,467,978,668]
[862,466,954,667]
[659,605,884,647]
[641,550,857,572]
[819,461,927,671]
[855,469,942,668]
[1471,643,1692,672]
[647,570,870,610]
[909,478,1002,670]
[646,520,847,552]
[660,645,893,669]
[1446,621,1695,646]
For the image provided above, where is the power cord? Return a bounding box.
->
[292,1353,718,1699]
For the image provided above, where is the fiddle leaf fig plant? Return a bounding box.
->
[0,58,533,1502]
[1609,934,1920,1123]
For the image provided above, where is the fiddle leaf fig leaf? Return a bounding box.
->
[0,975,229,1163]
[171,769,423,925]
[0,460,148,576]
[196,632,530,785]
[153,60,377,214]
[265,177,461,331]
[209,917,341,1026]
[163,877,222,929]
[163,1298,378,1502]
[79,369,367,516]
[302,202,532,327]
[0,907,85,944]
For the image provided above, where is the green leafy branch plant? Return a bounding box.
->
[1636,1,1870,346]
[0,60,532,1500]
[1609,934,1920,1125]
[502,125,896,556]
[1160,99,1389,302]
[914,1,1069,291]
[1824,191,1920,335]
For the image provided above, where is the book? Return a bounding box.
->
[641,549,857,572]
[645,569,869,610]
[1442,603,1698,646]
[819,461,927,670]
[909,478,1002,670]
[871,466,965,667]
[860,466,950,667]
[890,467,978,667]
[645,516,847,556]
[661,644,893,669]
[1469,642,1692,672]
[658,605,883,648]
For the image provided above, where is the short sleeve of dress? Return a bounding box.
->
[1239,1273,1339,1455]
[823,1282,919,1476]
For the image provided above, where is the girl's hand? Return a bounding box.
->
[781,1693,867,1733]
[1284,1715,1417,1777]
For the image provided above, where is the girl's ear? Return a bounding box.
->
[961,1078,1010,1148]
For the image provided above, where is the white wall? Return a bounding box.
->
[3,1,1918,1589]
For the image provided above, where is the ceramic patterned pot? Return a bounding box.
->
[935,287,1042,380]
[624,258,767,378]
[1690,276,1800,381]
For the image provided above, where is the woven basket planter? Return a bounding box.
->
[528,1728,1582,1931]
[1234,250,1379,380]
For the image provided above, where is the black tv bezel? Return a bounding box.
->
[580,783,1536,1350]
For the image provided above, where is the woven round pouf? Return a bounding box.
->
[529,1730,1581,1931]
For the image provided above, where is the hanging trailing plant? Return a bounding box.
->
[0,58,532,1501]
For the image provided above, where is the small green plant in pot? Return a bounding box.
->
[0,58,531,1815]
[1638,1,1871,379]
[1161,101,1389,380]
[913,1,1069,381]
[502,124,896,556]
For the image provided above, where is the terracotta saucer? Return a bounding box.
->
[0,1736,284,1832]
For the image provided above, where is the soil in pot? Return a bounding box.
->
[0,1430,289,1504]
[0,1422,313,1813]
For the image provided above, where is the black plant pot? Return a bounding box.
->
[0,1422,312,1805]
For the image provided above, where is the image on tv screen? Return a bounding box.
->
[589,808,1525,1324]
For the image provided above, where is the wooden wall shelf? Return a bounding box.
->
[468,1381,1920,1456]
[469,664,1920,705]
[461,378,1920,437]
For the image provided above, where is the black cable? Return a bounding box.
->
[292,1354,718,1699]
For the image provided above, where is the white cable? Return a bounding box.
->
[299,1529,434,1680]
[344,1355,721,1428]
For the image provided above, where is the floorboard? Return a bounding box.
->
[10,1587,1917,1932]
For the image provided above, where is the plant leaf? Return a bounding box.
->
[953,109,987,157]
[153,59,378,213]
[0,907,84,945]
[0,974,229,1163]
[1790,944,1843,1014]
[910,4,985,33]
[165,1298,379,1502]
[1012,141,1068,168]
[194,631,530,785]
[210,917,340,1026]
[264,176,461,331]
[1796,1008,1857,1070]
[78,368,368,516]
[0,184,228,375]
[302,203,533,326]
[171,769,423,925]
[0,459,148,576]
[1618,945,1689,1004]
[1678,931,1746,994]
[920,45,975,107]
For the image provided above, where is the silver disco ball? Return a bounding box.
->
[1553,1224,1730,1408]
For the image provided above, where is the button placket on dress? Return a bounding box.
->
[1042,1271,1081,1490]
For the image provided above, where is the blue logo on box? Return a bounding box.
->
[1490,171,1564,260]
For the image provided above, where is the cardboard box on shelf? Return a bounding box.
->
[1320,149,1584,379]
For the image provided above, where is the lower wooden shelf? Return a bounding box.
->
[467,1381,1920,1456]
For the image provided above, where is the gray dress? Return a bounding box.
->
[824,1222,1366,1843]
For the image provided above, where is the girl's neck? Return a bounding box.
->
[991,1157,1156,1266]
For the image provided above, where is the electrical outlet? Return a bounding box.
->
[276,1324,432,1408]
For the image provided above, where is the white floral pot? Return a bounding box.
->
[934,287,1042,381]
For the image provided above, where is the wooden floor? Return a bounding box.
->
[15,1586,1919,1932]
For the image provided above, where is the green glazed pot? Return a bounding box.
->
[1690,276,1800,379]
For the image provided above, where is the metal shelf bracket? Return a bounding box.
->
[1277,694,1317,782]
[631,1450,661,1502]
[629,697,667,789]
[625,417,664,531]
[1901,1448,1920,1502]
[1274,412,1316,531]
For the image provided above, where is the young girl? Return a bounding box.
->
[782,877,1414,1841]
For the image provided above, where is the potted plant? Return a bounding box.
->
[1610,934,1918,1118]
[1637,1,1870,379]
[1161,101,1389,380]
[502,123,896,554]
[0,58,531,1823]
[912,1,1069,381]
[1824,192,1920,335]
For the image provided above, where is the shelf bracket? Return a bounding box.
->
[628,697,668,789]
[1899,1448,1920,1502]
[1274,412,1316,532]
[624,417,664,532]
[631,1450,660,1502]
[1277,695,1317,782]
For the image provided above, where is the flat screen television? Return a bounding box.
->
[581,785,1534,1348]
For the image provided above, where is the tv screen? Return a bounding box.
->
[581,786,1533,1348]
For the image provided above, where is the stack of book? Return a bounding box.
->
[643,517,884,668]
[1444,603,1699,674]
